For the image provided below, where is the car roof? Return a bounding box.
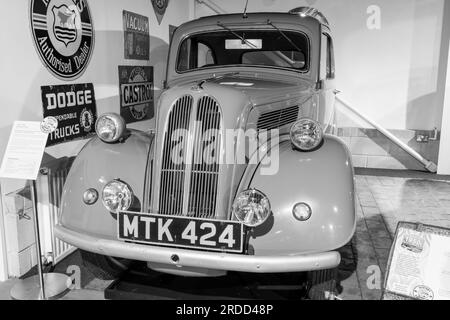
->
[166,12,325,85]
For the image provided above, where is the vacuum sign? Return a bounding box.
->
[123,10,149,60]
[41,83,97,146]
[30,0,94,80]
[119,66,154,123]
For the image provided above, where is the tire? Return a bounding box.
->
[307,268,338,300]
[80,250,132,280]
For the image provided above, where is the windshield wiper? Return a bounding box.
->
[266,19,303,53]
[217,22,259,49]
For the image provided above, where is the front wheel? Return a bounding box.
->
[307,268,339,300]
[80,250,132,280]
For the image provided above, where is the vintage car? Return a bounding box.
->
[55,7,356,299]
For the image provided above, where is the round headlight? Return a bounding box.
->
[290,118,323,151]
[95,113,126,143]
[232,189,271,227]
[102,180,133,214]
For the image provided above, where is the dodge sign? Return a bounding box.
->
[41,83,97,147]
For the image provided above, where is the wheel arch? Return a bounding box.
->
[238,135,356,255]
[59,130,154,239]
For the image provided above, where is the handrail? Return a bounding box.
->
[196,0,226,14]
[336,97,438,173]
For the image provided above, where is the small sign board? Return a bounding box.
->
[118,66,154,124]
[151,0,169,25]
[41,83,97,147]
[0,121,48,180]
[123,10,150,60]
[383,222,450,300]
[225,39,263,50]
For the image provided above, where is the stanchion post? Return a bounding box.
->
[30,179,46,300]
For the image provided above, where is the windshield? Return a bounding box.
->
[176,29,309,73]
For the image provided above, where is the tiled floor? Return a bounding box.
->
[338,171,450,300]
[1,170,450,300]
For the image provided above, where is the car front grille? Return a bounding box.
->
[159,95,222,218]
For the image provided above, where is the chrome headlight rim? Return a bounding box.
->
[101,179,134,214]
[83,188,99,205]
[292,202,312,221]
[232,189,271,228]
[95,113,126,143]
[289,118,324,152]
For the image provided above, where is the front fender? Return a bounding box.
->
[60,130,153,239]
[244,135,356,256]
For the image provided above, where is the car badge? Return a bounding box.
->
[191,80,206,91]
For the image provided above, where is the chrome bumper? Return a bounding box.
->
[55,225,341,273]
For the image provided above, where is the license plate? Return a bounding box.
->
[118,212,244,253]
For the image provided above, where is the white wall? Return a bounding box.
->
[0,192,6,281]
[437,1,450,175]
[196,0,447,132]
[438,56,450,174]
[0,0,193,279]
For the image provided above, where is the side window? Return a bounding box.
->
[177,39,191,71]
[320,34,328,80]
[320,33,335,80]
[328,36,335,79]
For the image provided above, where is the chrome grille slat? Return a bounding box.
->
[191,100,203,216]
[258,105,299,121]
[257,105,300,131]
[258,111,299,125]
[210,97,220,217]
[204,98,212,217]
[191,96,206,217]
[159,95,193,215]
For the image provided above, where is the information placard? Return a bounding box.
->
[0,121,48,180]
[384,222,450,300]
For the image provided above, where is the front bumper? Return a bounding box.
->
[55,225,341,273]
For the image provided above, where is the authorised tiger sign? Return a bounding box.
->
[30,0,94,80]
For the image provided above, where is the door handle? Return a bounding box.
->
[333,89,341,95]
[17,209,31,220]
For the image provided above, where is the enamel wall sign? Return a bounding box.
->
[123,10,150,60]
[151,0,169,25]
[30,0,94,80]
[41,83,97,146]
[119,66,154,124]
